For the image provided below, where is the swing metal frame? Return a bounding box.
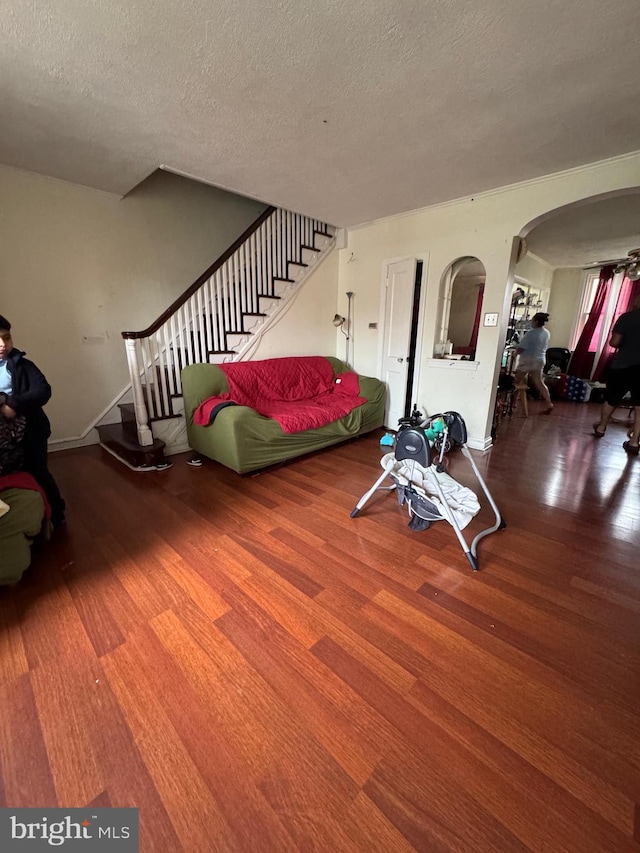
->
[350,412,504,571]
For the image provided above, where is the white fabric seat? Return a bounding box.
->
[380,452,480,529]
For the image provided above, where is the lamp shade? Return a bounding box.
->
[333,314,346,327]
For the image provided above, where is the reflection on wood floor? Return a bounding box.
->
[1,400,639,851]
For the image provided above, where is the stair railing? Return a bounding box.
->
[121,206,332,446]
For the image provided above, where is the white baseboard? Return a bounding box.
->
[467,435,493,452]
[49,430,100,452]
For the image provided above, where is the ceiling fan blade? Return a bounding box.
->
[583,259,626,268]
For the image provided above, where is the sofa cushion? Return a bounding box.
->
[0,486,46,584]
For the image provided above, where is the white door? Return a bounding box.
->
[381,258,417,429]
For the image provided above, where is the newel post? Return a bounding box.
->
[124,338,154,447]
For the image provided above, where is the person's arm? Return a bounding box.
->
[7,359,52,414]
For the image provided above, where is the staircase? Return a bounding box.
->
[97,207,336,469]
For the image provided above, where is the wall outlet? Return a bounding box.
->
[483,313,499,327]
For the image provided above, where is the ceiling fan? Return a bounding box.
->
[585,248,640,280]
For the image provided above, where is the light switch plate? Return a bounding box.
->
[483,312,499,327]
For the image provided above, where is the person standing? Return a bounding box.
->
[513,312,554,414]
[0,314,66,524]
[593,295,640,455]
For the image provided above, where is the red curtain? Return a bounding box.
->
[468,284,485,353]
[592,277,640,380]
[567,265,615,379]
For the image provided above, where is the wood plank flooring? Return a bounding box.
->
[1,400,639,851]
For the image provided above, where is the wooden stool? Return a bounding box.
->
[515,383,529,417]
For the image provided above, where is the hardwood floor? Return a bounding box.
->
[1,400,639,851]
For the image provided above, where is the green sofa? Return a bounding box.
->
[0,486,48,584]
[182,356,386,474]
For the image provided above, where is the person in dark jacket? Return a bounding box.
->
[0,314,66,525]
[592,294,640,455]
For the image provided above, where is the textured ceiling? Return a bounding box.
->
[2,0,640,226]
[526,192,640,268]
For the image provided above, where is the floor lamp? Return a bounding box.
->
[345,291,353,366]
[333,292,354,366]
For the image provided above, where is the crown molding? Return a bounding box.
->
[347,149,640,233]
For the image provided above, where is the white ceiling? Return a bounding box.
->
[525,192,640,268]
[2,0,640,227]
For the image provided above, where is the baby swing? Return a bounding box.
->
[350,411,504,571]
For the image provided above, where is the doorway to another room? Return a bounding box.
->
[379,258,424,430]
[495,188,640,444]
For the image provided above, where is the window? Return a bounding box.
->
[570,273,600,350]
[570,270,624,357]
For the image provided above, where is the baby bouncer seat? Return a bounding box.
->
[350,411,504,571]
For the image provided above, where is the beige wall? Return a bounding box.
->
[547,268,585,350]
[250,250,340,361]
[339,152,640,447]
[0,167,266,441]
[514,252,554,294]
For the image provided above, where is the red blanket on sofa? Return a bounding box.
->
[193,356,367,434]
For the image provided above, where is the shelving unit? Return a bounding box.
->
[502,282,550,374]
[506,282,549,344]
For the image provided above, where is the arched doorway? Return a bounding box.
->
[495,187,640,434]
